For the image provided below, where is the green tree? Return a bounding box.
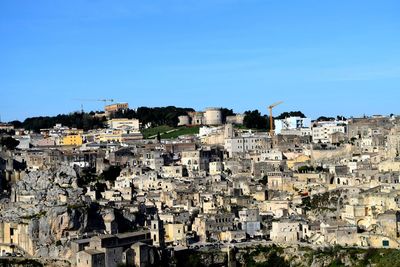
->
[157,132,161,142]
[100,166,121,182]
[316,116,335,121]
[221,108,235,123]
[260,175,268,185]
[10,112,106,132]
[275,111,306,119]
[0,136,20,150]
[336,115,347,121]
[135,106,194,127]
[243,110,268,130]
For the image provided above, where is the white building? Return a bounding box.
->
[209,161,223,175]
[260,150,283,161]
[108,118,140,131]
[224,133,269,157]
[274,117,311,134]
[181,149,210,172]
[312,121,347,143]
[199,126,222,137]
[280,128,312,136]
[238,208,261,237]
[270,221,300,244]
[141,150,164,171]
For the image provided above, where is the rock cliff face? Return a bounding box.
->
[0,165,88,259]
[2,164,84,219]
[0,164,137,261]
[13,164,82,205]
[301,188,350,221]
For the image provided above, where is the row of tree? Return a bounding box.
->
[0,136,20,150]
[110,106,195,127]
[8,106,233,132]
[8,106,346,132]
[9,112,107,132]
[111,107,236,127]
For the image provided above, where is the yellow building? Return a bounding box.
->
[97,130,123,143]
[95,129,143,143]
[287,154,310,169]
[61,134,83,146]
[65,128,84,135]
[252,190,268,201]
[164,223,185,245]
[105,103,129,114]
[360,234,400,249]
[0,221,36,255]
[378,160,400,172]
[219,230,246,242]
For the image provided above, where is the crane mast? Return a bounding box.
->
[268,101,283,136]
[73,98,114,111]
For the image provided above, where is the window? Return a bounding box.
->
[383,240,389,247]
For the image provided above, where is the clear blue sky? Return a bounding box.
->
[1,0,400,122]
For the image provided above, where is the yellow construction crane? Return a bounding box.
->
[73,98,114,108]
[74,98,114,104]
[98,99,114,105]
[268,101,283,136]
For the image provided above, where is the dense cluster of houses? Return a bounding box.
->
[1,112,400,266]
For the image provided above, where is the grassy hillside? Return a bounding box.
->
[141,125,174,138]
[142,125,199,139]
